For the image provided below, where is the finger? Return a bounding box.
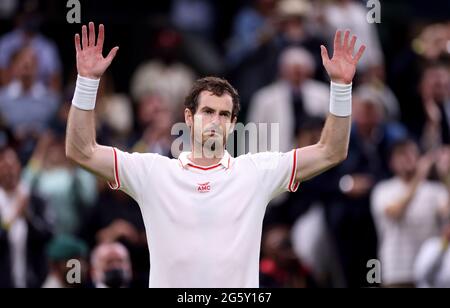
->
[81,25,88,49]
[349,35,357,54]
[89,22,95,47]
[74,34,81,53]
[334,30,342,54]
[343,30,350,50]
[97,24,104,50]
[320,45,330,64]
[105,46,119,63]
[353,44,366,63]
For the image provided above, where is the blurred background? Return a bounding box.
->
[0,0,450,288]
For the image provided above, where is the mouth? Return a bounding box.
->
[204,129,220,137]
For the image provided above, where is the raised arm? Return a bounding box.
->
[296,30,365,182]
[65,22,119,182]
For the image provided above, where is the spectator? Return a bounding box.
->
[0,1,62,90]
[319,0,384,72]
[355,80,400,121]
[95,74,134,149]
[132,101,175,157]
[42,234,89,288]
[260,224,316,288]
[263,117,327,226]
[130,28,195,112]
[23,131,97,235]
[0,46,60,162]
[371,139,449,287]
[0,146,53,288]
[414,221,450,288]
[230,0,326,112]
[80,188,149,288]
[324,91,408,287]
[246,47,329,153]
[171,0,215,39]
[227,0,278,67]
[90,242,132,288]
[419,63,450,150]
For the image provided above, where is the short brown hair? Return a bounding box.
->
[184,76,240,119]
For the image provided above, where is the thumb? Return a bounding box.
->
[105,46,119,64]
[320,45,330,66]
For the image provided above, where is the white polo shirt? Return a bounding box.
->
[108,147,300,288]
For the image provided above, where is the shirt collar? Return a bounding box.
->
[178,150,232,170]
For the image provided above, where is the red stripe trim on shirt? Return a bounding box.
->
[288,149,299,192]
[108,147,121,190]
[187,163,222,171]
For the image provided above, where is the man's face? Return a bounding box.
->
[282,63,308,86]
[353,99,382,132]
[390,143,420,179]
[94,246,132,288]
[185,91,236,155]
[0,148,21,191]
[11,48,38,82]
[422,67,450,103]
[138,94,165,127]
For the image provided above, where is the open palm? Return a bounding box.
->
[75,22,119,79]
[321,30,366,84]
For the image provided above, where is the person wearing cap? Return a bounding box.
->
[42,234,89,288]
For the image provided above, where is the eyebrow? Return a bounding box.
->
[200,106,232,117]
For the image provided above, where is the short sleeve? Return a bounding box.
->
[249,149,300,200]
[108,147,157,202]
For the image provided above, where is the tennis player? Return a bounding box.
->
[66,22,365,287]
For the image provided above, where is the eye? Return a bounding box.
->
[205,110,214,115]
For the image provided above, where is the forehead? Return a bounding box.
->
[197,90,233,112]
[393,142,418,156]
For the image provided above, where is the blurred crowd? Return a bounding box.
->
[0,0,450,288]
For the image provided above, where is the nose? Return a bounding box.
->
[211,113,220,125]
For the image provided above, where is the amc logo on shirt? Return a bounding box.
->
[197,182,211,193]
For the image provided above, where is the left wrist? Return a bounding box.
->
[329,82,352,117]
[331,78,352,85]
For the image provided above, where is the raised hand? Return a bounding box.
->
[321,30,366,84]
[74,22,119,79]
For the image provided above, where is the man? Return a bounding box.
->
[0,146,53,288]
[91,242,132,288]
[0,46,60,133]
[66,22,365,287]
[42,234,89,288]
[371,139,449,287]
[247,47,329,153]
[419,63,450,150]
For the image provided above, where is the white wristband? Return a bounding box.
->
[329,82,352,117]
[72,75,100,110]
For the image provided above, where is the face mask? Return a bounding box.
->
[103,268,129,288]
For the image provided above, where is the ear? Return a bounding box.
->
[185,108,193,128]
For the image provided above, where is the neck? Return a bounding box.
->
[399,173,415,184]
[20,78,33,91]
[189,142,224,167]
